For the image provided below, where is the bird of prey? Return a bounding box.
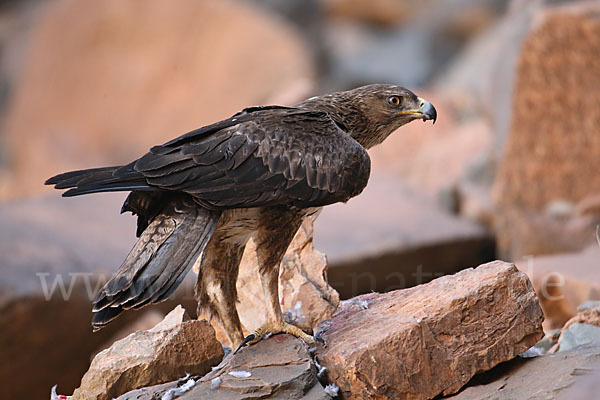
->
[46,84,437,351]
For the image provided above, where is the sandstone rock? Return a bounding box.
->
[314,261,543,399]
[116,334,329,400]
[322,0,424,26]
[197,217,339,345]
[93,310,165,358]
[314,175,495,299]
[563,308,600,331]
[492,2,600,212]
[1,0,314,201]
[72,306,223,400]
[495,206,600,259]
[521,328,561,356]
[576,193,600,217]
[516,245,600,330]
[446,345,600,400]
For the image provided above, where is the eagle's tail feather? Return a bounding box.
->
[45,163,152,197]
[91,197,221,331]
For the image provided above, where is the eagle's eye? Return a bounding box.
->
[387,95,401,107]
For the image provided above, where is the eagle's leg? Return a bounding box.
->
[235,208,315,352]
[195,237,246,349]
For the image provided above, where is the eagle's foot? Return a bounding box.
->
[234,320,315,353]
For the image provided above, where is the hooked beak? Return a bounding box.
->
[397,97,437,124]
[417,97,437,124]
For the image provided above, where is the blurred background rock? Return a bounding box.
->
[0,0,598,398]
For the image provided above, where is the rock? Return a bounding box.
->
[116,334,329,400]
[516,245,600,330]
[558,360,600,400]
[521,328,561,356]
[1,0,314,201]
[563,308,600,331]
[314,261,543,399]
[576,193,600,217]
[495,206,599,259]
[550,305,600,353]
[446,345,600,400]
[322,0,426,27]
[439,1,600,258]
[557,323,600,353]
[492,2,600,212]
[93,310,165,358]
[72,306,224,400]
[197,217,340,345]
[314,174,495,299]
[578,301,600,313]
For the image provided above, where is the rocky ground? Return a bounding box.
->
[1,0,599,398]
[53,259,600,400]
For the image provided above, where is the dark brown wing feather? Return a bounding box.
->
[92,195,221,330]
[134,108,371,209]
[46,106,371,209]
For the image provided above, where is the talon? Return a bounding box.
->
[234,333,256,354]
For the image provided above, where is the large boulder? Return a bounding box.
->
[314,261,543,399]
[492,2,600,211]
[493,2,600,211]
[1,0,314,201]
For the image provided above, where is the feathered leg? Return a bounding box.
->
[235,207,315,352]
[195,239,247,349]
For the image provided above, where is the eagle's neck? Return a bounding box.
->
[297,94,388,150]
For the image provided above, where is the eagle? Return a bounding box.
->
[46,84,437,351]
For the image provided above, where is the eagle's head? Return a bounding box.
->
[299,84,437,149]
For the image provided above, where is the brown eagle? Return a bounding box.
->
[46,84,436,351]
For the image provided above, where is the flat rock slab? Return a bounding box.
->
[117,334,329,400]
[315,261,543,399]
[447,346,600,400]
[315,175,495,299]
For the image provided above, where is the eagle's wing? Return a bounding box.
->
[132,107,371,209]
